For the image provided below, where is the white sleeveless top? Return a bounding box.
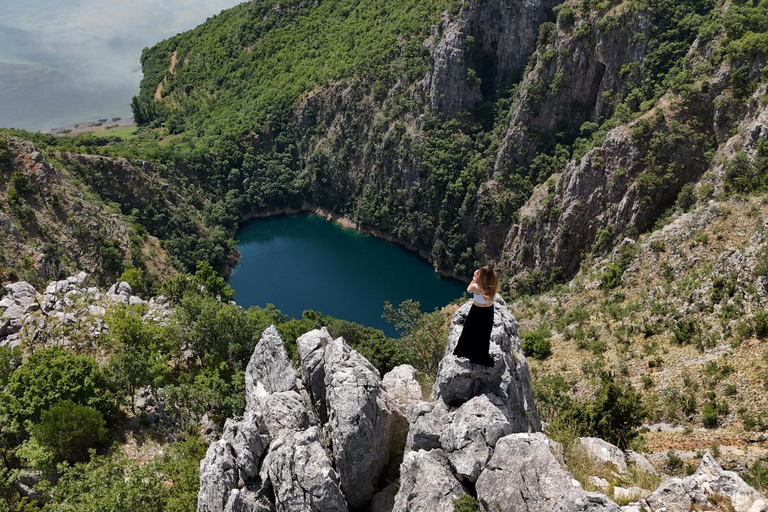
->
[473,292,490,305]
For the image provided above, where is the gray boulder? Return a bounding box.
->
[257,391,311,439]
[475,432,581,512]
[382,364,423,405]
[224,488,274,512]
[392,450,465,512]
[371,484,397,512]
[106,281,133,304]
[433,296,540,433]
[1,281,40,338]
[296,328,333,422]
[551,489,621,511]
[406,400,449,452]
[439,394,512,482]
[571,437,629,480]
[15,470,43,503]
[245,325,297,410]
[626,453,767,512]
[198,440,240,512]
[260,427,348,512]
[324,337,405,510]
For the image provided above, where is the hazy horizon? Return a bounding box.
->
[0,0,243,132]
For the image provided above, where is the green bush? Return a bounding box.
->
[744,459,768,495]
[452,494,484,511]
[547,372,647,449]
[522,326,553,359]
[27,400,107,466]
[601,243,637,289]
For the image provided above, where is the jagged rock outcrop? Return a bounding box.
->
[494,2,651,173]
[433,295,541,431]
[196,303,767,512]
[198,326,321,512]
[245,325,297,409]
[475,432,583,511]
[296,328,333,422]
[324,337,406,510]
[0,274,169,349]
[425,0,559,116]
[259,427,347,512]
[622,453,768,512]
[382,364,423,405]
[391,449,465,512]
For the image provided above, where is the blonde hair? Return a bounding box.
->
[477,265,499,303]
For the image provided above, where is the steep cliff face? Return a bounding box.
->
[502,49,768,288]
[128,0,767,288]
[493,1,651,174]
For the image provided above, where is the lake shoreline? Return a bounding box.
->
[225,203,470,283]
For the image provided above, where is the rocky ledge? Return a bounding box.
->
[0,273,169,350]
[197,295,768,511]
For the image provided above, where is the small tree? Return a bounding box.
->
[193,260,234,301]
[26,400,107,466]
[383,300,447,377]
[108,349,154,413]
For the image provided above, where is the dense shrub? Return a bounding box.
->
[522,328,553,359]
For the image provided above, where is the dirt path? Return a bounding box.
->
[154,50,178,100]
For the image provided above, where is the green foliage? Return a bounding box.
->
[38,438,206,512]
[9,172,28,194]
[193,260,234,301]
[383,299,448,377]
[119,268,151,298]
[522,325,553,359]
[711,273,737,303]
[547,372,647,449]
[1,347,116,438]
[601,242,638,289]
[25,401,107,467]
[744,458,768,495]
[675,182,696,212]
[452,494,484,511]
[0,347,20,388]
[725,150,768,194]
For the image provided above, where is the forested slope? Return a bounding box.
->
[126,0,768,290]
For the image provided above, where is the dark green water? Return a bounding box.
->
[229,213,467,336]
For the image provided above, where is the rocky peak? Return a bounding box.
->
[196,298,767,511]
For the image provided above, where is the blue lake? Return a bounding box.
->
[228,213,467,337]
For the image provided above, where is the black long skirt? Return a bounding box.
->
[453,304,494,367]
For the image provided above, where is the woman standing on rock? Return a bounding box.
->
[453,265,498,367]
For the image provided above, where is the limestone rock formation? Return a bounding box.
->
[391,450,465,512]
[623,453,768,512]
[324,337,406,510]
[245,325,297,409]
[259,427,347,512]
[439,394,512,482]
[475,432,582,512]
[382,364,423,405]
[433,295,541,432]
[1,273,169,349]
[552,490,622,512]
[296,327,333,422]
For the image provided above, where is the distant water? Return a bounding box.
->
[229,213,467,337]
[0,0,243,132]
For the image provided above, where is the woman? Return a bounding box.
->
[453,265,498,367]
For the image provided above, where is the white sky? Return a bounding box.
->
[0,0,244,131]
